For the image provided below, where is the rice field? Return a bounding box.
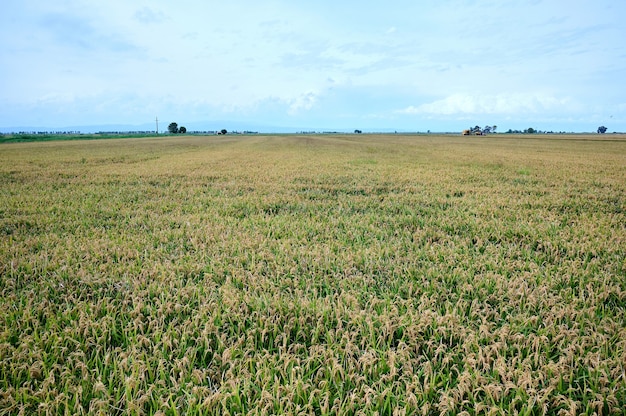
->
[1,133,625,415]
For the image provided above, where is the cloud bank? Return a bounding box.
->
[400,94,579,116]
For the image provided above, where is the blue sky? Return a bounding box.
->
[1,0,625,132]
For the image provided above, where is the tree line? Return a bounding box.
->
[168,122,229,135]
[167,122,187,134]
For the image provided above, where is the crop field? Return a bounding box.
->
[1,133,625,415]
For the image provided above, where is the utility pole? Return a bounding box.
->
[156,117,159,134]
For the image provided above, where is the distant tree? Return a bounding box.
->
[525,127,536,134]
[597,126,607,134]
[483,126,492,134]
[492,125,497,133]
[179,126,187,134]
[354,129,362,134]
[220,129,227,135]
[168,122,179,134]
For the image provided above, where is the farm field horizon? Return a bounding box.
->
[1,133,625,415]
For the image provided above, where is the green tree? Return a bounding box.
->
[168,122,179,134]
[597,126,607,134]
[179,126,187,134]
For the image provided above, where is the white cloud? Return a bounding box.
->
[288,91,319,115]
[133,7,166,24]
[400,93,579,116]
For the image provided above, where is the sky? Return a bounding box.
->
[1,0,625,133]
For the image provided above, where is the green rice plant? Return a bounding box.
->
[0,134,625,414]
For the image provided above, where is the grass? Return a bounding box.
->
[1,133,625,415]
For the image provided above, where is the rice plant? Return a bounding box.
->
[1,134,625,415]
